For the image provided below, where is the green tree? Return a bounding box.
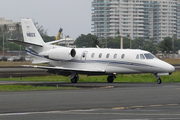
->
[123,37,130,49]
[5,42,24,51]
[91,36,99,47]
[173,39,180,53]
[3,24,9,33]
[158,37,172,53]
[0,26,2,34]
[15,23,22,40]
[132,38,145,49]
[34,21,56,42]
[142,41,157,54]
[74,34,99,47]
[107,37,120,48]
[42,36,56,42]
[0,35,3,47]
[34,22,47,36]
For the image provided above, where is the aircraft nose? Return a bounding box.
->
[166,64,175,73]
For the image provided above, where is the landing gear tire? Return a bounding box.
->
[71,75,79,83]
[107,76,114,83]
[71,77,78,83]
[157,78,162,84]
[154,73,162,84]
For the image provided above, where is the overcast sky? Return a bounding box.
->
[0,0,93,39]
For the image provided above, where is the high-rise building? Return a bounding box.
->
[92,0,179,43]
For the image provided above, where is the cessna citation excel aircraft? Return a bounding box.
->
[8,19,175,84]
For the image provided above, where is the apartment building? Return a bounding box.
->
[0,17,20,31]
[92,0,179,43]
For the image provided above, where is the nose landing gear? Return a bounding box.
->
[154,73,162,84]
[157,78,162,84]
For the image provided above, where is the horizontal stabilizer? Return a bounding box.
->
[46,39,64,45]
[7,39,43,47]
[32,59,49,64]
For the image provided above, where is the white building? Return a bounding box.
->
[92,0,180,43]
[0,17,20,31]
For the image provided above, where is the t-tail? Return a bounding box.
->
[21,19,45,47]
[8,19,49,64]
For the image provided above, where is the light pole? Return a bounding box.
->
[172,35,175,52]
[105,36,107,48]
[3,33,4,57]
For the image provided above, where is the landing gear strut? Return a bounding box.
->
[154,73,162,84]
[70,74,79,83]
[107,74,116,83]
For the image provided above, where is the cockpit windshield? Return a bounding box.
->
[144,53,155,59]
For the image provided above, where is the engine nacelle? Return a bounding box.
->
[39,48,76,61]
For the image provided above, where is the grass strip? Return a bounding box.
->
[0,71,179,83]
[0,85,79,92]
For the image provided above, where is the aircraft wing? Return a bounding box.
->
[23,65,106,75]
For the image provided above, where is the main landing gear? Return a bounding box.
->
[154,73,162,84]
[70,73,79,83]
[107,74,116,83]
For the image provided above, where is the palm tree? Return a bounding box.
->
[0,26,2,34]
[16,23,20,31]
[2,24,9,57]
[127,34,131,49]
[3,24,8,33]
[15,23,22,51]
[15,23,21,39]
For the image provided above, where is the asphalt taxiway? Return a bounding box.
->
[0,82,180,120]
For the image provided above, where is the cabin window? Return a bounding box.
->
[140,54,145,59]
[136,54,139,59]
[121,54,125,59]
[114,54,117,59]
[144,53,155,59]
[99,53,102,58]
[106,53,110,58]
[91,53,95,58]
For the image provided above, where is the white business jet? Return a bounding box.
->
[8,19,175,84]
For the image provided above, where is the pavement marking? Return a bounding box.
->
[159,118,180,120]
[0,113,31,116]
[131,106,145,108]
[93,86,114,89]
[112,107,128,110]
[1,110,180,117]
[111,103,180,110]
[112,119,150,120]
[0,103,180,117]
[70,110,94,112]
[150,105,163,107]
[166,103,180,106]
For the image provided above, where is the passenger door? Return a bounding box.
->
[81,51,88,62]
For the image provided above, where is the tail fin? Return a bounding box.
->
[21,19,45,46]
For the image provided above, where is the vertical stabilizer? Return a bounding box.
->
[21,19,44,46]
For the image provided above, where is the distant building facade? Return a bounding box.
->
[0,17,21,31]
[92,0,180,43]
